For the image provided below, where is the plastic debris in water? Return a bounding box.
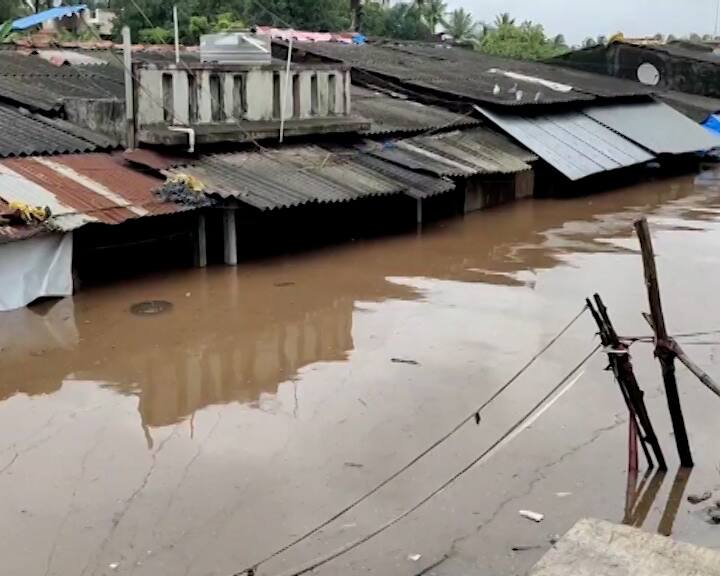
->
[407,554,422,562]
[519,510,544,522]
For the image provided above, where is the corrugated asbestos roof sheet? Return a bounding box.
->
[584,102,720,154]
[293,40,652,107]
[351,86,479,135]
[655,91,720,123]
[0,52,124,112]
[367,128,537,177]
[0,153,191,237]
[165,145,455,209]
[477,106,655,181]
[0,104,112,157]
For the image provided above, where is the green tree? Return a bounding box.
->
[494,12,515,28]
[582,37,598,48]
[384,3,431,40]
[477,15,569,60]
[421,0,446,34]
[444,8,475,42]
[359,1,388,37]
[552,34,567,49]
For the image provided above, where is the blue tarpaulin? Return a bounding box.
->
[11,5,87,31]
[703,114,720,136]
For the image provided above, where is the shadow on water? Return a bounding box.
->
[2,168,720,433]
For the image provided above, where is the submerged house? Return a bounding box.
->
[285,40,719,189]
[552,40,720,122]
[0,34,718,311]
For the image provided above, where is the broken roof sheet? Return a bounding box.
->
[0,153,191,234]
[164,145,455,210]
[584,101,720,154]
[351,86,479,135]
[477,107,655,180]
[293,40,652,107]
[367,128,536,177]
[0,104,114,157]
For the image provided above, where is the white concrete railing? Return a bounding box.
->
[135,63,352,128]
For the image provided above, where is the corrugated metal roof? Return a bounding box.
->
[12,5,87,30]
[351,86,479,135]
[584,101,720,154]
[293,41,652,107]
[477,106,655,181]
[0,104,111,157]
[165,145,455,209]
[0,153,190,235]
[367,128,536,177]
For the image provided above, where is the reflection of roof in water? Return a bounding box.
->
[3,167,720,429]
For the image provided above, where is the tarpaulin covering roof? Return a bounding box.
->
[351,86,479,136]
[0,103,114,157]
[584,102,720,155]
[477,106,655,181]
[0,153,191,239]
[12,5,87,30]
[292,40,652,107]
[163,145,455,210]
[366,128,536,177]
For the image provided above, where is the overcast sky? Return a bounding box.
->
[445,0,720,45]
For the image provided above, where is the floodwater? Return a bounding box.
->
[2,168,720,576]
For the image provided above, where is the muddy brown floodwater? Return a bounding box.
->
[3,169,720,576]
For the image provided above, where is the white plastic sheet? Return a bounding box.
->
[0,233,73,312]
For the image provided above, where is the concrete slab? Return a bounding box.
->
[530,518,720,576]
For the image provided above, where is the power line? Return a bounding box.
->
[233,305,589,575]
[266,342,602,576]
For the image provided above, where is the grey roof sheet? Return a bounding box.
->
[0,104,109,157]
[166,145,454,209]
[654,90,720,122]
[293,40,652,107]
[477,106,655,180]
[0,52,124,111]
[351,86,479,135]
[367,128,536,177]
[584,101,720,154]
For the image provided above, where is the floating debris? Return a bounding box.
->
[519,510,544,523]
[130,300,174,316]
[391,358,420,366]
[688,492,712,505]
[407,553,422,562]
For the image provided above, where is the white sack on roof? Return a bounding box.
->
[487,69,573,93]
[0,233,73,312]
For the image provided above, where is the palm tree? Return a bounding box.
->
[418,0,446,34]
[445,8,475,42]
[494,12,515,29]
[553,34,567,48]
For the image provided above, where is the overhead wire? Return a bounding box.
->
[232,304,589,575]
[261,341,602,576]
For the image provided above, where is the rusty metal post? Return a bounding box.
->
[634,218,693,468]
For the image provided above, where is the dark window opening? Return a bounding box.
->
[273,72,281,118]
[232,74,247,118]
[162,73,174,123]
[328,74,337,114]
[210,74,224,122]
[188,73,198,123]
[310,74,318,115]
[292,74,301,118]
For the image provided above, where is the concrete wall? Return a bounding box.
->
[463,170,535,212]
[136,65,351,129]
[63,98,126,146]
